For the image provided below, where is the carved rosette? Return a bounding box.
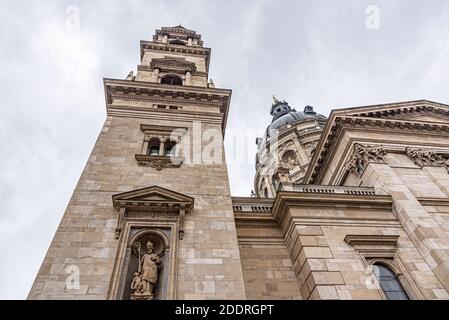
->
[135,155,183,171]
[345,144,387,177]
[405,147,449,172]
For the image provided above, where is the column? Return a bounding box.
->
[159,139,165,156]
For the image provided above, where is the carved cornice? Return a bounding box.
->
[352,104,449,119]
[345,234,399,247]
[237,237,286,246]
[105,81,227,107]
[344,234,399,257]
[140,124,187,135]
[417,197,449,206]
[135,154,183,171]
[272,191,393,226]
[103,78,231,133]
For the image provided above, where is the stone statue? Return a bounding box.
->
[281,151,299,170]
[125,71,135,81]
[141,241,161,295]
[130,240,162,300]
[131,272,143,294]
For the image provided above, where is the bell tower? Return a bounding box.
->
[28,26,246,300]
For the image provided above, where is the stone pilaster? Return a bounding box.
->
[287,225,343,299]
[362,162,449,293]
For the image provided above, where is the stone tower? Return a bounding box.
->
[28,25,246,300]
[254,97,326,197]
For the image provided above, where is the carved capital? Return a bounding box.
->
[345,144,387,177]
[405,147,448,171]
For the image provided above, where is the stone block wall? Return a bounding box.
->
[238,244,301,300]
[29,114,246,300]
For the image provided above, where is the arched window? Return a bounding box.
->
[164,140,177,157]
[148,138,160,156]
[169,39,185,46]
[161,75,182,86]
[263,187,269,198]
[373,264,409,300]
[272,173,279,191]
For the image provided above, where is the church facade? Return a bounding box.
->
[29,26,449,300]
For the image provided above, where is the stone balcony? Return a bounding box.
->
[279,183,376,196]
[232,184,376,214]
[232,197,274,213]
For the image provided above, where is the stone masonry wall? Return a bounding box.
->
[28,115,246,300]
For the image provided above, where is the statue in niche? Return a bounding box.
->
[130,240,162,300]
[131,272,143,294]
[281,150,299,171]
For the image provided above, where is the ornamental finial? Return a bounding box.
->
[272,94,279,105]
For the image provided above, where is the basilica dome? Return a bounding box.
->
[266,99,326,136]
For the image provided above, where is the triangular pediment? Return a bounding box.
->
[304,100,449,185]
[336,100,449,123]
[112,186,194,212]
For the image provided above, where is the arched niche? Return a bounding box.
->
[121,229,170,300]
[108,186,194,300]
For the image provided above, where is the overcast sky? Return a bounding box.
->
[1,0,449,299]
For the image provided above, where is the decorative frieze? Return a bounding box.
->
[345,143,387,177]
